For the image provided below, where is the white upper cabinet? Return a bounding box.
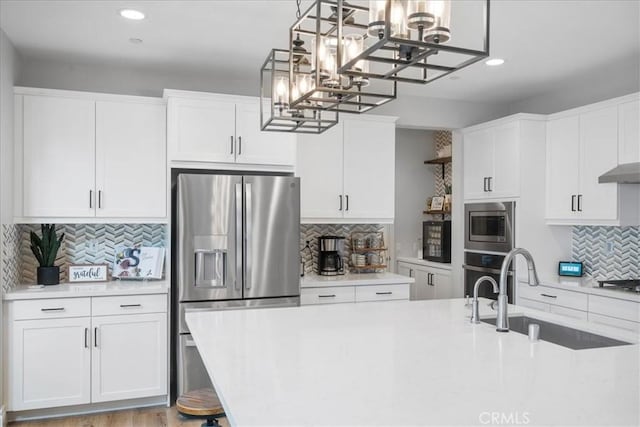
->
[165,90,295,168]
[618,99,640,163]
[167,97,236,163]
[22,95,96,217]
[342,118,395,220]
[463,120,523,201]
[16,88,167,222]
[235,101,296,166]
[545,98,637,226]
[95,101,166,218]
[297,122,344,219]
[296,115,397,223]
[545,116,581,220]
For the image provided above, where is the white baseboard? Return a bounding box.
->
[8,395,166,422]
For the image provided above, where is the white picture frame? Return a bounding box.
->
[430,196,445,211]
[68,264,109,282]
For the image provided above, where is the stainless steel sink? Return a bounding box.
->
[481,315,632,350]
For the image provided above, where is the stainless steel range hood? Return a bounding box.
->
[598,162,640,184]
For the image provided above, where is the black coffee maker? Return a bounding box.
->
[318,236,345,276]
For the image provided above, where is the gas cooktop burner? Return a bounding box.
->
[598,279,640,293]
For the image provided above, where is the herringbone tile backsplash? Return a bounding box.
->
[2,224,166,287]
[572,226,639,280]
[300,224,385,275]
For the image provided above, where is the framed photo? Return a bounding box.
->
[430,196,445,211]
[113,246,166,280]
[68,264,109,283]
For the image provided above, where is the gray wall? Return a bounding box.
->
[17,55,511,130]
[393,129,435,259]
[508,54,640,114]
[0,27,20,420]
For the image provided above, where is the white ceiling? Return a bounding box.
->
[1,0,638,104]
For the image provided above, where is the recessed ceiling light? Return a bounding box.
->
[485,58,505,66]
[129,38,143,44]
[120,9,145,20]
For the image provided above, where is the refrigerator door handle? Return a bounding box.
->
[235,183,243,291]
[245,183,252,290]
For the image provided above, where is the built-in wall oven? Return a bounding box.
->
[464,201,514,253]
[463,201,515,303]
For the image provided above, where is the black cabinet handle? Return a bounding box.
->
[238,136,242,155]
[318,294,336,298]
[230,136,234,154]
[376,292,393,295]
[483,177,488,192]
[487,177,492,192]
[94,327,99,348]
[345,195,349,211]
[571,195,576,212]
[41,307,65,312]
[89,190,93,208]
[98,190,102,209]
[577,194,583,212]
[84,327,89,348]
[119,304,142,308]
[339,195,343,211]
[540,293,557,299]
[409,269,413,278]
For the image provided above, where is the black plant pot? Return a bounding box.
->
[37,266,60,286]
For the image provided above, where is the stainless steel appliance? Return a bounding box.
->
[318,236,345,276]
[174,173,300,397]
[463,252,514,304]
[464,201,514,253]
[598,279,640,293]
[422,220,451,263]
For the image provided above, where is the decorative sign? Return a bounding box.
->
[68,264,109,282]
[430,196,445,211]
[113,246,165,280]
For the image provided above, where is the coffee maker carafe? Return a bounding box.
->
[318,236,345,276]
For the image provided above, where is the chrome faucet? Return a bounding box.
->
[470,276,499,324]
[496,248,541,332]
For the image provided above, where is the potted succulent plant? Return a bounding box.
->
[30,224,65,286]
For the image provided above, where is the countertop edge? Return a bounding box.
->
[3,281,170,300]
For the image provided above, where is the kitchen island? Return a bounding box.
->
[186,298,639,426]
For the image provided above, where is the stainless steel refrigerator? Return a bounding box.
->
[175,173,300,397]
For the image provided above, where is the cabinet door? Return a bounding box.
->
[10,317,91,410]
[618,99,639,163]
[413,268,435,300]
[167,97,236,163]
[235,100,296,166]
[545,116,580,220]
[579,107,619,221]
[22,95,95,217]
[463,128,494,200]
[95,101,167,218]
[491,122,520,198]
[297,122,344,219]
[92,313,167,403]
[342,119,395,220]
[433,270,453,299]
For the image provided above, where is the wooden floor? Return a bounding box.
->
[9,406,229,427]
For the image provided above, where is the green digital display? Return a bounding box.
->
[558,262,583,277]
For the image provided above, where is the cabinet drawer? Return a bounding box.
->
[91,294,167,316]
[518,285,588,311]
[518,297,549,312]
[301,287,355,305]
[548,304,588,321]
[588,312,640,333]
[589,295,640,323]
[355,284,410,302]
[12,298,91,320]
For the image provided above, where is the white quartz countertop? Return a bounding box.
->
[3,280,169,300]
[519,277,640,303]
[187,298,639,426]
[396,256,452,270]
[300,272,414,288]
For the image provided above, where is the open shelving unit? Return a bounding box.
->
[349,231,388,273]
[424,156,452,179]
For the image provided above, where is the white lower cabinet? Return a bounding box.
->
[518,283,639,331]
[91,313,167,403]
[301,283,409,306]
[397,261,452,300]
[7,294,168,412]
[10,317,92,410]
